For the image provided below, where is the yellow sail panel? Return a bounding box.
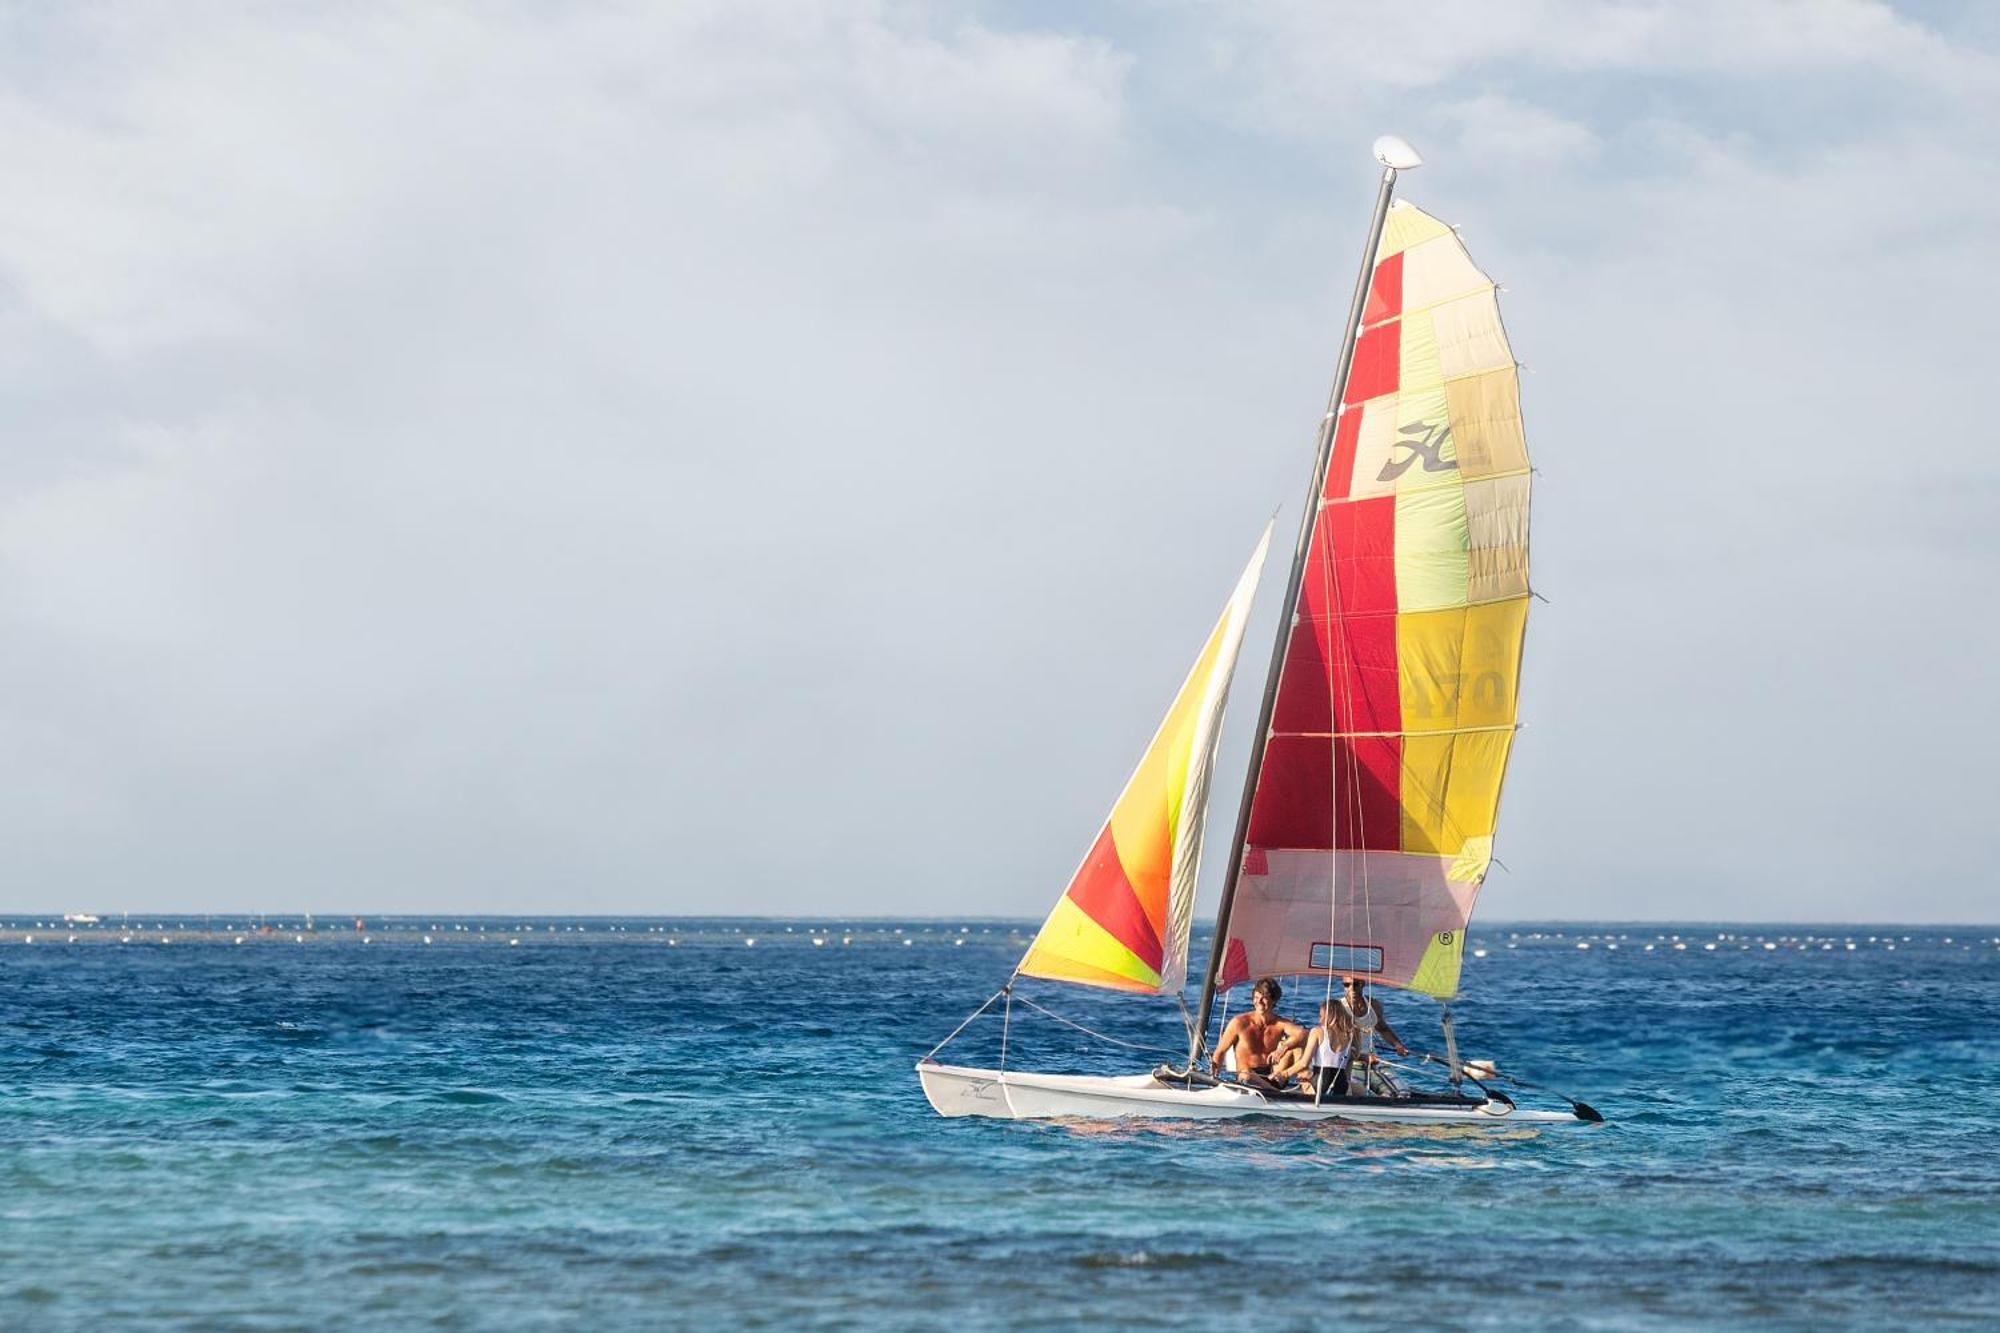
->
[1019,894,1161,992]
[1408,928,1467,997]
[1017,525,1272,995]
[1395,599,1528,733]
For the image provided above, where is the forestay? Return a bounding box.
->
[1017,525,1273,994]
[1218,202,1531,1000]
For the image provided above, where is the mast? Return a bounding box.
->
[1187,136,1422,1067]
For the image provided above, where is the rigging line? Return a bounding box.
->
[1289,594,1529,625]
[1010,995,1186,1056]
[1278,723,1518,739]
[1191,162,1399,1070]
[1314,476,1533,511]
[1317,495,1376,994]
[1291,691,1506,852]
[1315,503,1344,1013]
[1320,496,1370,1006]
[1000,987,1013,1071]
[1358,280,1500,332]
[923,986,1007,1061]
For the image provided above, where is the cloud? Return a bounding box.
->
[0,2,1995,921]
[1438,95,1600,167]
[0,3,1196,913]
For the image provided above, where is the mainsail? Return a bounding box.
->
[1018,525,1273,994]
[1216,201,1530,1001]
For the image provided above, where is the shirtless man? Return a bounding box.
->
[1208,977,1305,1085]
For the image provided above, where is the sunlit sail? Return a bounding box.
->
[1018,524,1272,995]
[918,138,1594,1128]
[1213,200,1530,1002]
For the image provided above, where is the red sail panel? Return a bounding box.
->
[1270,498,1400,735]
[1248,495,1402,852]
[1344,321,1400,406]
[1247,734,1401,850]
[1362,249,1404,327]
[1064,823,1164,973]
[1326,410,1363,503]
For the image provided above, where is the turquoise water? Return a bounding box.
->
[2,918,1996,1329]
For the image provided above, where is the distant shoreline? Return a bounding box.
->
[1,913,1993,929]
[3,916,1993,950]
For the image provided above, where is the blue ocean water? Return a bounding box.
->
[2,917,1996,1330]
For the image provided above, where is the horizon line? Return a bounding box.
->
[7,911,1995,929]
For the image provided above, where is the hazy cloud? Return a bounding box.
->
[0,2,1994,921]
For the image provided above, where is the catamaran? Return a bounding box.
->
[917,138,1599,1127]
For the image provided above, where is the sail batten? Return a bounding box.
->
[1218,200,1531,1001]
[1017,525,1273,996]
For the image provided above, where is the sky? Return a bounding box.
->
[1,1,1996,921]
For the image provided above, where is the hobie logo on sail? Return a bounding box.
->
[1377,420,1458,481]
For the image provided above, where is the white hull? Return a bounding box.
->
[917,1060,1585,1126]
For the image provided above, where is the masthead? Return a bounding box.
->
[1371,135,1423,170]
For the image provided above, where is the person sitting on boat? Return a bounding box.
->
[1275,996,1357,1095]
[1341,979,1409,1090]
[1208,976,1305,1086]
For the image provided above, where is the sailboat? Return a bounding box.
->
[918,138,1597,1127]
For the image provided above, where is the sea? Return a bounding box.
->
[1,916,1995,1330]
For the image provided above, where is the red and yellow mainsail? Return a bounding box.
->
[1220,200,1531,1000]
[1018,526,1272,995]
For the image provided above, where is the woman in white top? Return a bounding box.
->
[1272,997,1357,1094]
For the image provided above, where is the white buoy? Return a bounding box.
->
[1472,948,1487,959]
[510,938,520,946]
[423,936,433,945]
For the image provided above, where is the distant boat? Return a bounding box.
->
[919,138,1598,1127]
[62,913,100,924]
